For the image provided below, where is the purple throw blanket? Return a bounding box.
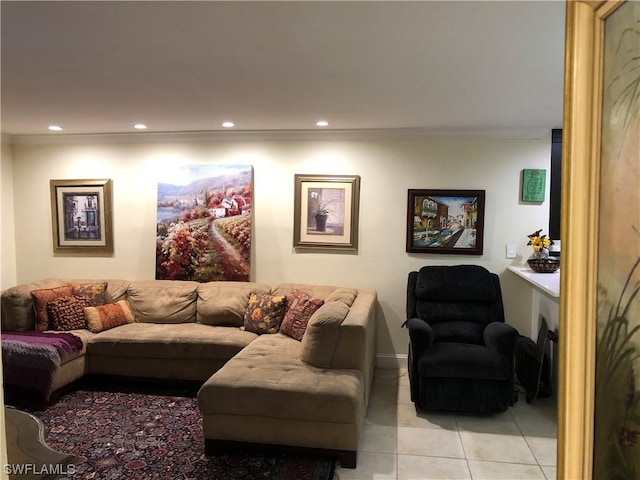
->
[1,331,84,404]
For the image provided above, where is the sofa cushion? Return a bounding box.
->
[103,280,130,303]
[198,333,364,424]
[59,329,94,356]
[281,289,324,341]
[271,284,337,300]
[126,280,199,323]
[325,288,358,307]
[67,278,130,304]
[196,282,271,327]
[84,300,135,333]
[2,279,68,331]
[300,301,350,368]
[30,284,74,332]
[47,295,90,331]
[242,293,286,334]
[71,282,108,306]
[88,323,258,361]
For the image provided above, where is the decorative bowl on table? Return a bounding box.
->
[527,257,560,273]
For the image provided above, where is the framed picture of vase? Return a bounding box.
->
[406,189,485,255]
[293,174,360,251]
[50,178,114,254]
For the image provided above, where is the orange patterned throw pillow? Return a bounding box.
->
[281,289,324,341]
[84,300,135,333]
[242,293,286,334]
[46,295,90,331]
[30,284,74,331]
[72,282,108,306]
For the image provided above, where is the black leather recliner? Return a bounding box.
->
[404,265,519,414]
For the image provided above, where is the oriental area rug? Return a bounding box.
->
[29,380,335,480]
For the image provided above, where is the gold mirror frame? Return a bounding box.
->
[559,1,628,479]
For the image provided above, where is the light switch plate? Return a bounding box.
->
[506,244,517,258]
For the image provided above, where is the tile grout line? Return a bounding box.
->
[511,403,551,473]
[372,368,556,479]
[396,390,399,480]
[455,415,475,480]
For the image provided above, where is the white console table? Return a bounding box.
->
[507,266,560,299]
[508,265,560,338]
[508,265,560,398]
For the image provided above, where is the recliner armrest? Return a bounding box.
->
[484,322,519,357]
[404,317,434,354]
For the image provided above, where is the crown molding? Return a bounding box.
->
[5,127,552,146]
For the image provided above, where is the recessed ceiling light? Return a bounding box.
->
[222,122,235,128]
[48,125,63,131]
[316,120,329,127]
[133,123,147,130]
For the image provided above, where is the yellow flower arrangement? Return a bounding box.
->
[527,229,553,252]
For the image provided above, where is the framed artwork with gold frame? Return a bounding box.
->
[50,179,114,254]
[293,174,360,251]
[560,1,639,479]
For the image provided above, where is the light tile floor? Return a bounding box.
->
[335,369,557,480]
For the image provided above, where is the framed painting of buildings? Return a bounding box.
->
[406,189,485,255]
[50,179,113,254]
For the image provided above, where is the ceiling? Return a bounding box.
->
[1,1,566,136]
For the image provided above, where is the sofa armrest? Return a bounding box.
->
[329,289,377,411]
[404,317,434,356]
[484,322,519,358]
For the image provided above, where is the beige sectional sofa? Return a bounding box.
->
[1,278,377,468]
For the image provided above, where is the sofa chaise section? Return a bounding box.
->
[199,333,364,467]
[1,279,123,407]
[198,285,377,468]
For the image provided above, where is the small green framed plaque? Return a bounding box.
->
[521,169,546,202]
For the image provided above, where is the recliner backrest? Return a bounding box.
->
[407,265,504,344]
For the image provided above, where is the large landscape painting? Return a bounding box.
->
[155,165,252,282]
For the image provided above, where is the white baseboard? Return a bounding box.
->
[375,354,408,369]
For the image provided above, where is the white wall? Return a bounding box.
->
[0,134,12,480]
[6,131,551,357]
[1,135,17,290]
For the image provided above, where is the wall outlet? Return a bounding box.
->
[506,244,517,258]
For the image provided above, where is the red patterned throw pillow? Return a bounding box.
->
[30,284,74,331]
[281,289,324,341]
[46,295,90,331]
[242,293,286,334]
[84,300,135,333]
